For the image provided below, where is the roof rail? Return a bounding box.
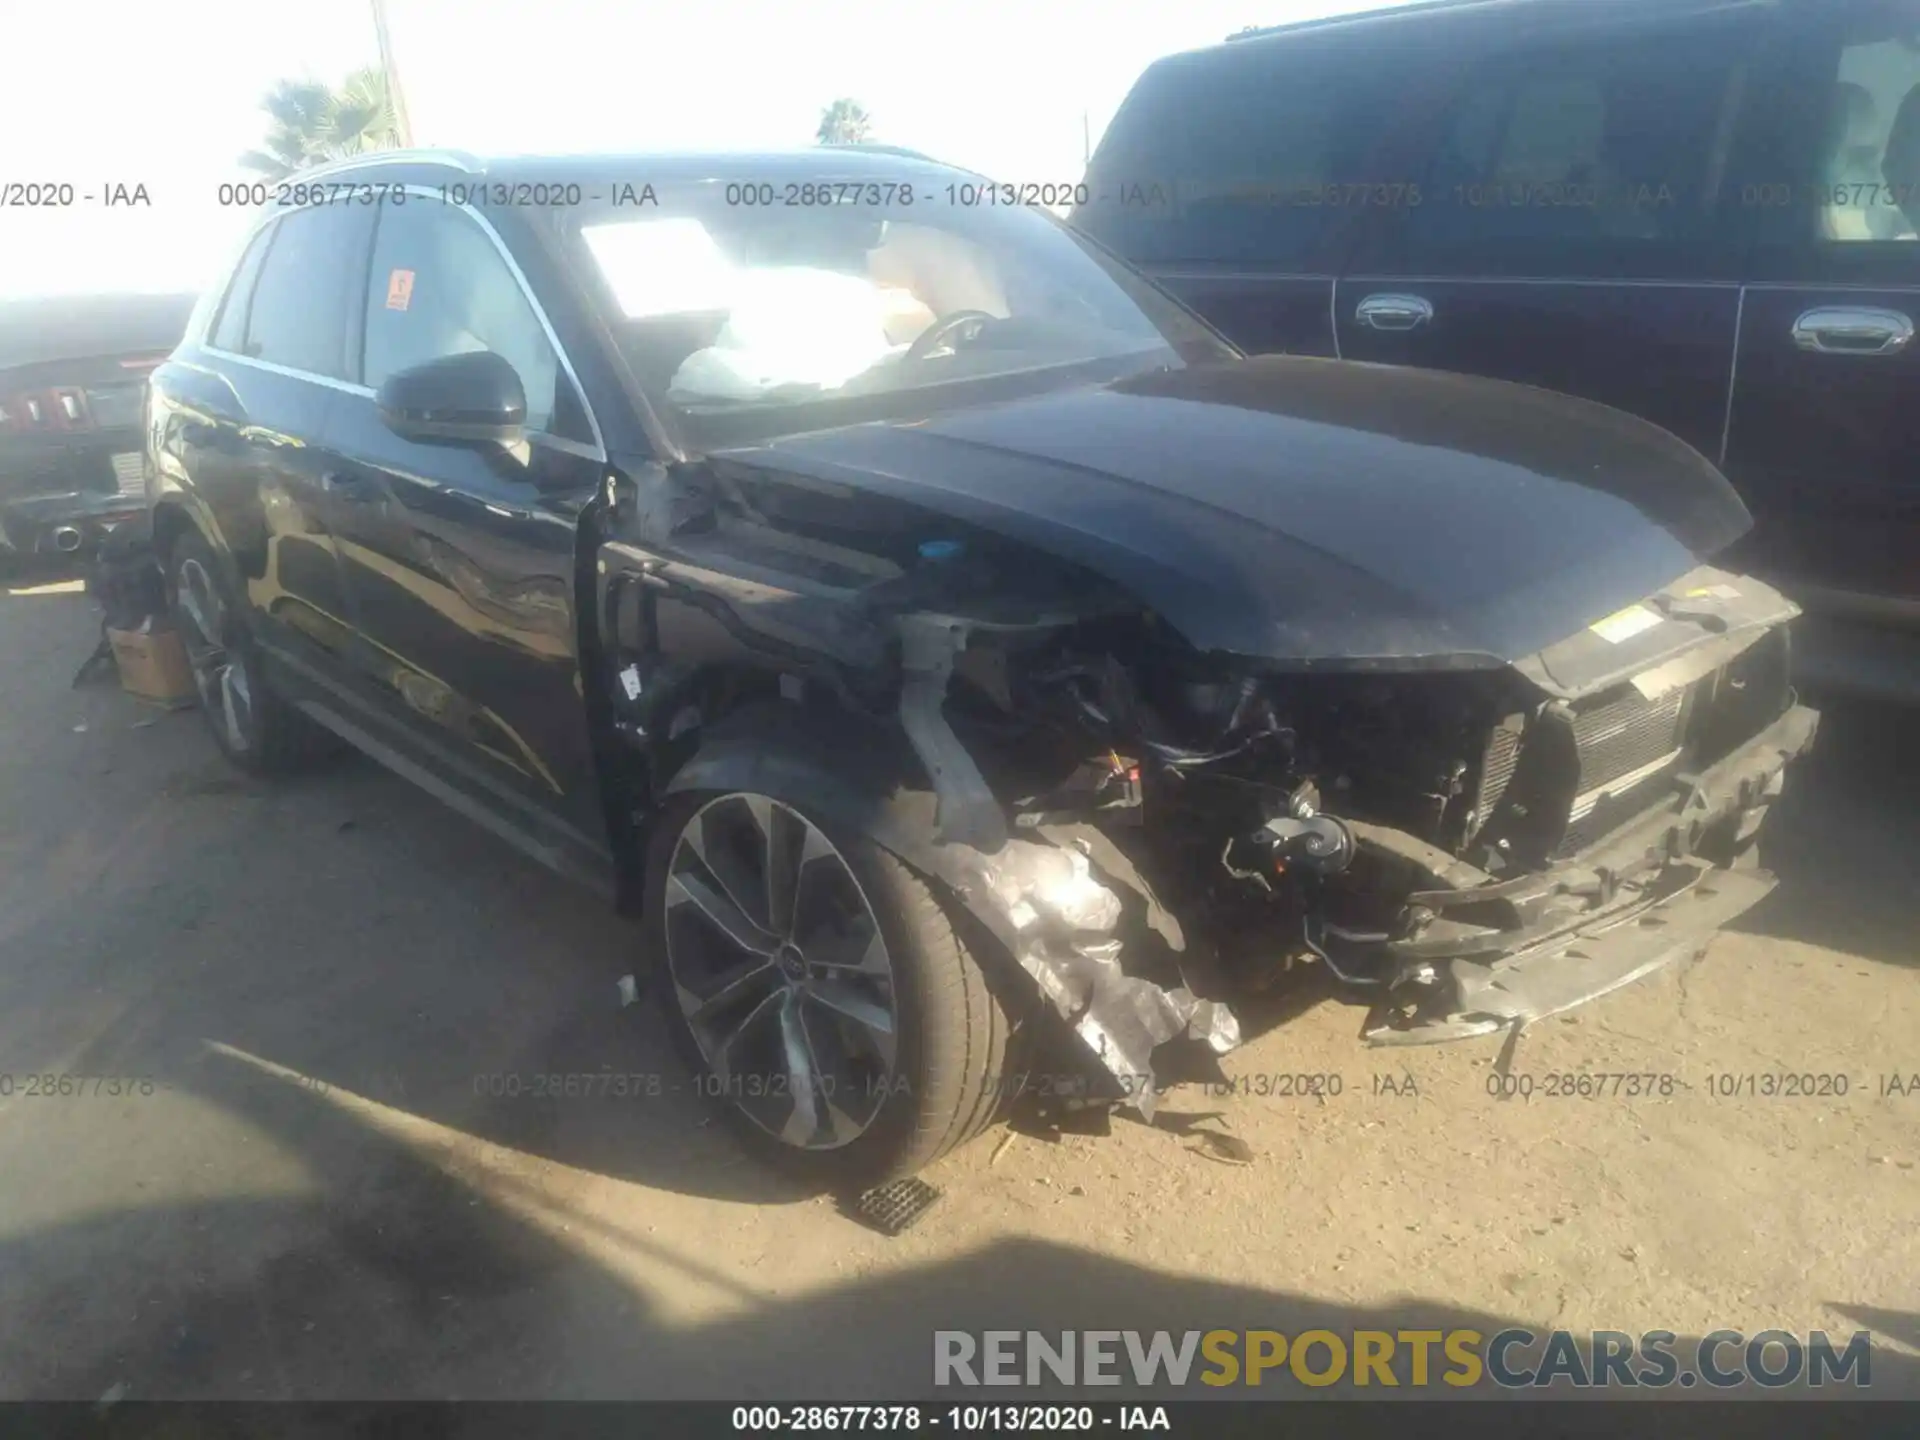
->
[819,142,939,162]
[294,148,483,181]
[1226,0,1504,41]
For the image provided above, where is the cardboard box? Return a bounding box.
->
[108,620,198,708]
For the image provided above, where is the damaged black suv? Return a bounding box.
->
[148,149,1817,1186]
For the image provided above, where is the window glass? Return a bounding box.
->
[363,205,563,432]
[568,185,1227,442]
[209,224,274,353]
[1817,36,1920,242]
[1386,22,1750,267]
[1079,40,1407,266]
[242,204,368,377]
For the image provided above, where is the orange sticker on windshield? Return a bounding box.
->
[385,268,415,311]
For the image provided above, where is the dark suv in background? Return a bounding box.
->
[1077,0,1920,700]
[0,293,194,560]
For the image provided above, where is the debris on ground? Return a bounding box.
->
[844,1177,941,1236]
[1187,1131,1255,1166]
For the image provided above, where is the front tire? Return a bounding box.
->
[645,789,1014,1190]
[166,529,336,775]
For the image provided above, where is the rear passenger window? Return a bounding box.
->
[1366,15,1759,275]
[209,225,273,353]
[242,204,373,378]
[1081,37,1414,267]
[1813,33,1920,243]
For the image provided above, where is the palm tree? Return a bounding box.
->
[238,68,402,179]
[816,99,873,147]
[326,67,402,156]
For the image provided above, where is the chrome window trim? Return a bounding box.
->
[1743,280,1920,293]
[197,347,378,398]
[196,185,608,461]
[1341,273,1744,290]
[1144,268,1342,282]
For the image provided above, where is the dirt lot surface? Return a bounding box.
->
[1,566,1916,1401]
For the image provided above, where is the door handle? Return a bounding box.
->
[1356,294,1435,332]
[319,471,377,499]
[1791,306,1914,356]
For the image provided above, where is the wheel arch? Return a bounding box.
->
[657,700,1036,987]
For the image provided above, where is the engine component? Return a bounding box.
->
[1262,814,1356,874]
[1223,813,1356,891]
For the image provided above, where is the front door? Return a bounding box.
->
[1722,0,1920,642]
[321,197,612,877]
[1335,6,1766,463]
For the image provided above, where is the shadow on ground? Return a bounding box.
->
[1729,696,1920,970]
[6,1045,1914,1401]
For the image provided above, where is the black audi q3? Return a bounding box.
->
[148,148,1815,1187]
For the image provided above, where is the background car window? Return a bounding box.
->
[1079,36,1418,267]
[1817,36,1920,242]
[208,224,273,353]
[362,205,563,433]
[241,204,369,377]
[1371,17,1755,274]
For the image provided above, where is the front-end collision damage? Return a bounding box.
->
[599,450,1818,1115]
[1357,700,1817,1044]
[888,609,1246,1113]
[660,694,1246,1115]
[948,835,1240,1114]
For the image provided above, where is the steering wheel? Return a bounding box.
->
[905,309,997,362]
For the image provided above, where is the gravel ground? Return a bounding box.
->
[1,565,1916,1402]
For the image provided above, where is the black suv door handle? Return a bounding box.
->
[1792,306,1914,357]
[1356,293,1435,332]
[319,471,377,499]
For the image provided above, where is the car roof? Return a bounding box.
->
[1218,0,1774,49]
[302,146,977,190]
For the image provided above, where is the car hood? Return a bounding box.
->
[710,354,1754,667]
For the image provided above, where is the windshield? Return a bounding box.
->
[558,176,1233,447]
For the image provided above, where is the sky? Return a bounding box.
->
[0,0,1384,300]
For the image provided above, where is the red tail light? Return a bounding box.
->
[0,387,93,432]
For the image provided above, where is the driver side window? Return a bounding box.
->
[361,204,566,432]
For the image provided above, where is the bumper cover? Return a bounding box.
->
[0,491,144,553]
[1362,702,1819,1044]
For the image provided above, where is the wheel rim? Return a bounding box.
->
[664,794,898,1151]
[175,556,253,754]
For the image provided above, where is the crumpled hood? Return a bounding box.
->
[713,354,1754,666]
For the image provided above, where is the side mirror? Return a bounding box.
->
[375,350,527,446]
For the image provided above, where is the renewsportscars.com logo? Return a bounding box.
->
[933,1328,1873,1390]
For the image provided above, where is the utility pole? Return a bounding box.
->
[371,0,415,146]
[1082,110,1091,168]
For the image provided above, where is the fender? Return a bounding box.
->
[663,701,1240,1110]
[663,700,989,914]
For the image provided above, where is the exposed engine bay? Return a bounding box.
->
[596,453,1820,1116]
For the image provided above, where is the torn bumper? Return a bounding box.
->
[1362,702,1819,1044]
[949,839,1240,1118]
[1362,859,1775,1044]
